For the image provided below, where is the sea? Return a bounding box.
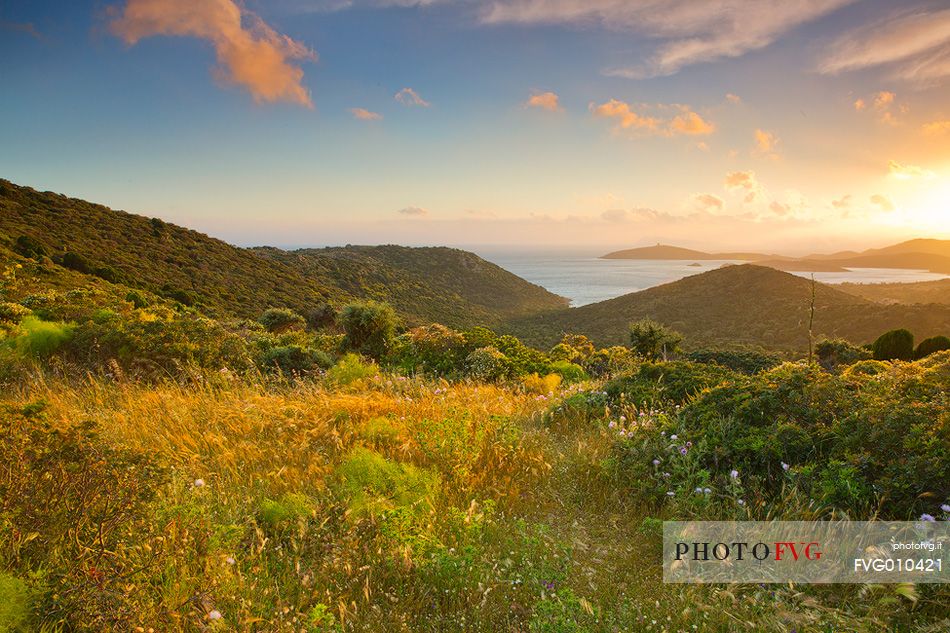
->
[473,248,950,307]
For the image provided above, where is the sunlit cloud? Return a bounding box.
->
[524,91,562,112]
[853,90,907,125]
[110,0,316,106]
[818,7,950,84]
[693,193,724,213]
[724,170,764,203]
[590,99,714,137]
[350,107,382,120]
[888,160,936,180]
[600,207,665,223]
[753,128,780,158]
[397,206,429,216]
[394,87,430,107]
[726,93,742,104]
[482,0,855,77]
[870,193,895,212]
[831,194,852,210]
[922,119,950,135]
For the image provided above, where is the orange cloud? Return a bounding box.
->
[853,98,866,111]
[590,99,714,137]
[110,0,315,107]
[753,128,780,157]
[923,120,950,135]
[888,160,935,180]
[726,93,742,104]
[724,170,763,203]
[525,91,562,112]
[394,87,430,107]
[852,90,906,124]
[870,194,895,212]
[350,107,382,120]
[693,193,724,212]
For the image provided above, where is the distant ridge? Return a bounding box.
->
[601,244,768,260]
[505,264,950,351]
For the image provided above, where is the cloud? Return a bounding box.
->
[888,160,935,180]
[769,201,791,216]
[482,0,855,77]
[600,207,664,223]
[524,91,562,112]
[831,194,852,209]
[693,193,724,212]
[753,128,780,158]
[853,90,906,125]
[590,99,714,137]
[110,0,316,106]
[870,194,895,212]
[922,119,950,135]
[818,7,950,84]
[723,170,764,203]
[350,107,382,120]
[397,206,428,216]
[726,93,742,104]
[394,87,430,107]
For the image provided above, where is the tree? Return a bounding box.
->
[338,301,399,360]
[628,319,683,361]
[815,338,871,370]
[260,308,306,334]
[871,328,914,361]
[915,335,950,360]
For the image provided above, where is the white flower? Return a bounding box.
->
[703,487,711,494]
[193,479,205,488]
[225,556,235,565]
[209,610,222,620]
[738,499,745,506]
[619,416,627,423]
[670,434,678,440]
[781,462,790,472]
[730,469,739,479]
[694,487,703,494]
[666,491,675,497]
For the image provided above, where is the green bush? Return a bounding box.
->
[261,345,332,375]
[464,346,510,382]
[257,493,315,533]
[333,447,440,516]
[0,303,30,324]
[339,301,399,360]
[395,323,467,376]
[605,360,737,407]
[872,328,914,361]
[0,572,32,633]
[12,316,73,358]
[815,338,871,370]
[548,360,588,383]
[260,307,306,334]
[583,346,634,378]
[628,319,683,360]
[13,235,45,260]
[326,353,377,386]
[60,251,91,274]
[687,349,783,374]
[915,335,950,359]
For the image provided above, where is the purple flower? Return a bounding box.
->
[679,447,688,455]
[920,513,936,522]
[608,421,616,429]
[662,472,671,478]
[686,441,692,448]
[694,487,703,494]
[703,487,711,494]
[941,504,950,513]
[660,431,666,436]
[670,434,678,440]
[781,462,790,472]
[652,459,661,466]
[730,469,739,479]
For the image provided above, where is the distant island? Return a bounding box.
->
[602,240,950,275]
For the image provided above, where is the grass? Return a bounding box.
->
[1,370,946,631]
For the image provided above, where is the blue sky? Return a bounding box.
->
[1,0,948,252]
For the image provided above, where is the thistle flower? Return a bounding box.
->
[652,459,661,466]
[920,513,936,522]
[730,469,739,479]
[781,462,790,471]
[679,447,688,455]
[209,610,222,620]
[670,434,678,440]
[608,421,616,429]
[193,478,205,488]
[941,504,950,513]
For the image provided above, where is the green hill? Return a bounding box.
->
[836,278,950,306]
[601,244,767,260]
[0,179,565,328]
[505,264,950,352]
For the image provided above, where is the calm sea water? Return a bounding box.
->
[474,249,950,307]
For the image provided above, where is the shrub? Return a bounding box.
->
[12,316,73,358]
[605,360,737,407]
[261,345,332,375]
[815,338,871,370]
[60,251,90,274]
[686,349,783,374]
[548,360,588,383]
[915,335,950,360]
[464,347,510,382]
[339,301,399,360]
[305,303,337,330]
[0,572,32,632]
[326,353,377,386]
[397,323,467,375]
[13,235,45,259]
[0,303,31,324]
[583,346,634,378]
[872,328,914,361]
[333,447,440,516]
[257,493,315,533]
[259,307,306,334]
[628,319,683,360]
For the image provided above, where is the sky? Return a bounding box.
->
[1,0,948,254]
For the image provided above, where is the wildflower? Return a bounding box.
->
[652,459,661,466]
[226,556,235,565]
[662,472,671,478]
[703,487,711,494]
[193,479,205,488]
[679,447,688,455]
[686,441,692,448]
[670,434,678,440]
[694,487,703,494]
[737,499,745,506]
[660,431,666,436]
[781,462,790,471]
[619,415,627,423]
[730,469,739,479]
[209,610,222,620]
[919,513,936,522]
[666,491,675,497]
[941,504,950,513]
[608,421,616,429]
